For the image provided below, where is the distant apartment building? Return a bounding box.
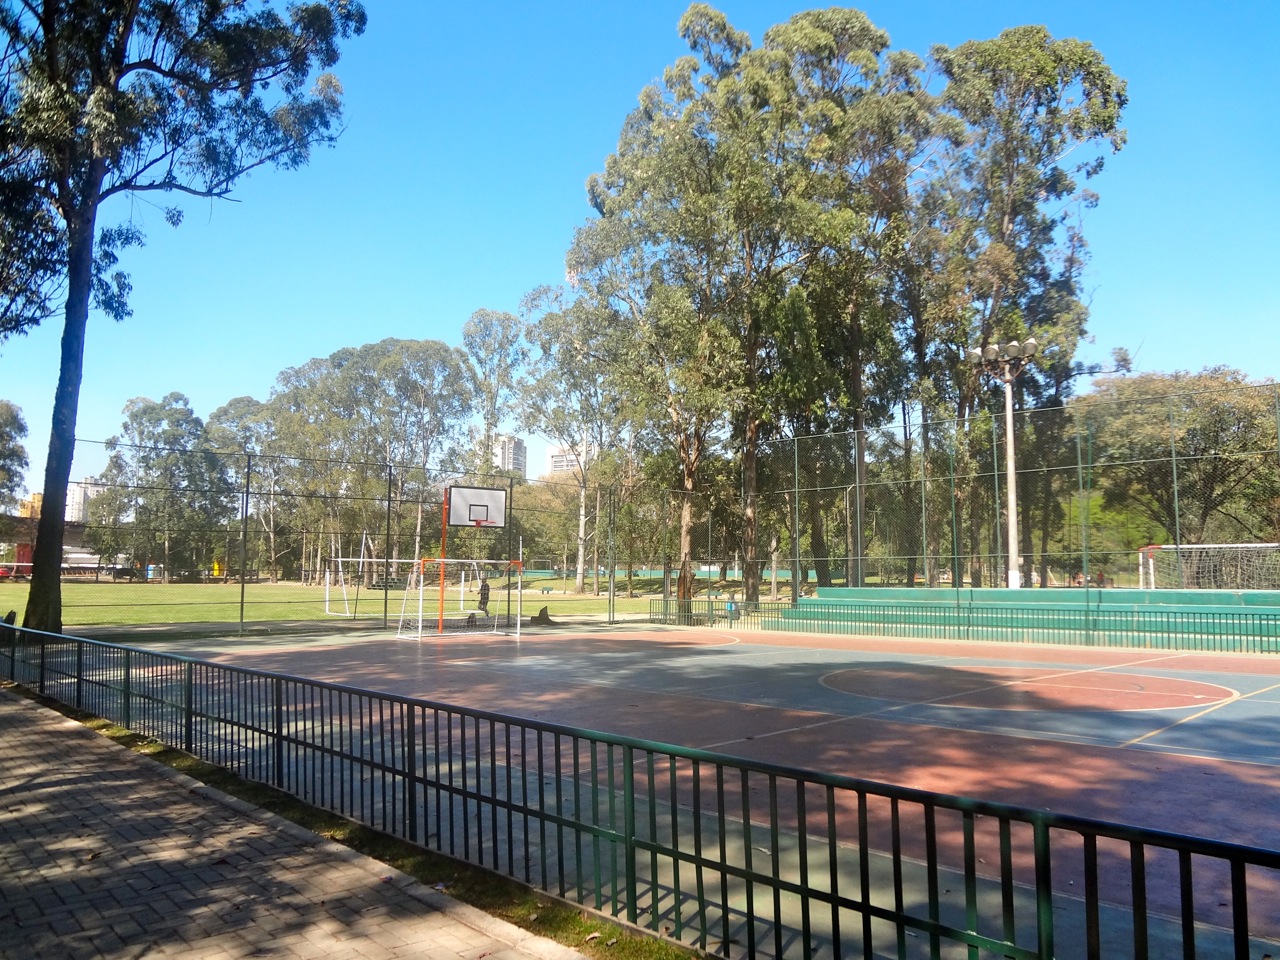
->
[65,478,98,523]
[545,444,594,476]
[492,435,527,478]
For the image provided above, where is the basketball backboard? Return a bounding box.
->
[446,485,508,528]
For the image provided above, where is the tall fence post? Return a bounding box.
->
[919,419,930,586]
[238,452,251,635]
[792,437,801,604]
[1274,383,1280,473]
[385,462,394,630]
[991,415,1002,587]
[607,487,617,624]
[1169,397,1184,585]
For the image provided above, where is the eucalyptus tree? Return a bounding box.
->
[206,395,293,580]
[379,339,473,561]
[521,286,628,592]
[0,398,26,509]
[575,5,846,604]
[916,26,1126,585]
[268,338,474,571]
[763,8,941,587]
[88,393,236,581]
[3,0,366,631]
[1078,369,1280,547]
[462,309,528,477]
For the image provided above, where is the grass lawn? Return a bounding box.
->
[0,579,661,628]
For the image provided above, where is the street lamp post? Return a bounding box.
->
[968,338,1038,589]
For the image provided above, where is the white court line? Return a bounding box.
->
[1122,680,1280,747]
[697,715,851,752]
[819,652,1235,716]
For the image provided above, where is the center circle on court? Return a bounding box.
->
[822,665,1235,712]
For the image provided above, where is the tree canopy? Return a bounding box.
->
[1,0,366,631]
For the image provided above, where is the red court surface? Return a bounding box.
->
[168,623,1280,856]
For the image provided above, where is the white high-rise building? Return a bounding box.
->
[65,478,98,523]
[492,435,527,478]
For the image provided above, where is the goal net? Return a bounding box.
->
[324,556,428,617]
[1138,543,1280,590]
[396,558,523,640]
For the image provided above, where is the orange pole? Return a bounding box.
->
[438,489,449,634]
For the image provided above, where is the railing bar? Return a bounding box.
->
[608,742,618,915]
[717,765,729,956]
[693,760,708,952]
[1230,858,1249,960]
[1000,818,1015,947]
[459,709,470,860]
[1179,849,1195,960]
[770,774,783,960]
[963,811,978,960]
[555,734,566,898]
[742,767,756,959]
[859,789,872,960]
[891,796,903,960]
[591,741,602,912]
[670,754,684,942]
[1034,820,1055,960]
[926,804,941,958]
[538,728,548,890]
[505,722,515,876]
[489,719,499,871]
[1084,834,1100,959]
[796,781,811,960]
[648,751,660,929]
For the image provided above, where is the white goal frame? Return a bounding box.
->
[324,556,429,617]
[1138,543,1280,590]
[395,558,523,640]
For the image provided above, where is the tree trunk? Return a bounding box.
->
[742,416,761,603]
[809,496,831,587]
[575,474,588,593]
[23,205,99,633]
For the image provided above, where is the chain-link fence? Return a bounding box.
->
[759,382,1280,595]
[5,383,1277,629]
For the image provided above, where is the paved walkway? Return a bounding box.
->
[0,689,585,960]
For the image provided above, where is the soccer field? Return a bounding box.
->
[0,579,652,628]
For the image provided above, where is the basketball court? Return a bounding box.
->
[157,621,1280,858]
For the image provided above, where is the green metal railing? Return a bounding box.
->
[4,627,1279,959]
[649,596,1280,654]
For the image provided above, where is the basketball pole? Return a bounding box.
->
[438,488,449,635]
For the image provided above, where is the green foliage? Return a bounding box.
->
[87,393,236,578]
[1077,368,1280,545]
[4,0,366,632]
[0,399,27,509]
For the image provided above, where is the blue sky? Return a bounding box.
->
[3,0,1277,491]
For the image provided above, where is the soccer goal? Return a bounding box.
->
[395,558,523,640]
[324,556,429,617]
[1138,543,1280,590]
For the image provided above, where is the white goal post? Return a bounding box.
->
[1138,543,1280,590]
[324,556,429,617]
[395,558,523,640]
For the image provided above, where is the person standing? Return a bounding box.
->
[478,577,491,615]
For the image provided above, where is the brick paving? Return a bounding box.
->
[0,689,585,960]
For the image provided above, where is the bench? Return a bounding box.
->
[540,586,554,595]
